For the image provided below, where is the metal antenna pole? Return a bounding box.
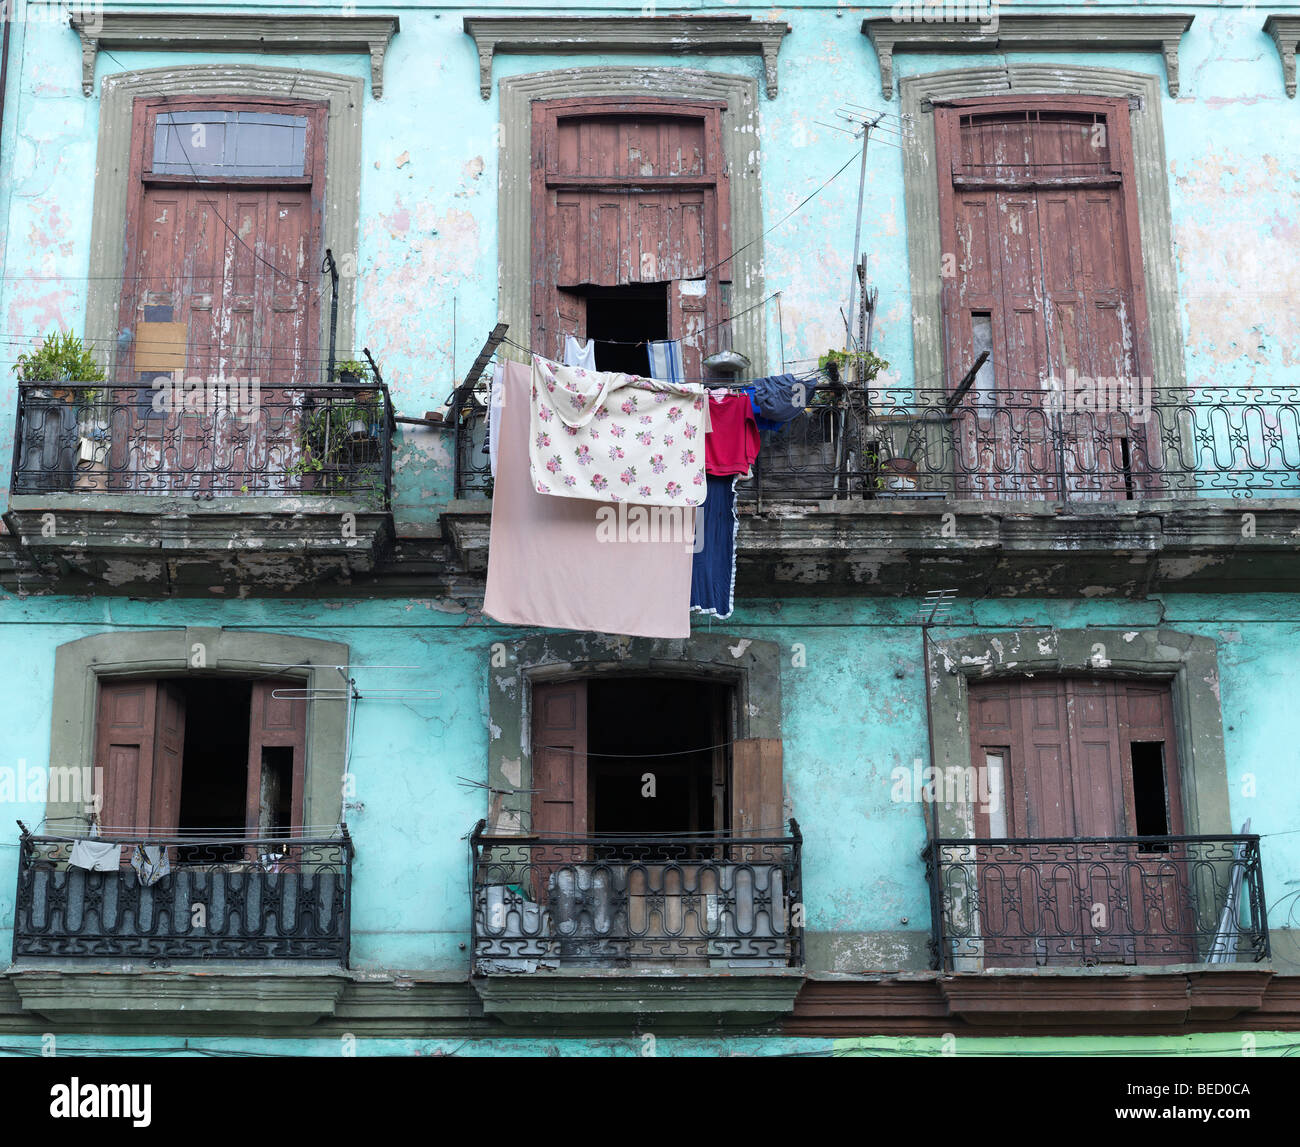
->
[845,113,883,353]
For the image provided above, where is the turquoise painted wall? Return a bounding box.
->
[0,592,1296,974]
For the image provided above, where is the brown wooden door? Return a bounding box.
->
[116,98,324,495]
[532,99,731,379]
[530,680,588,900]
[969,677,1188,966]
[94,678,186,837]
[244,678,307,837]
[938,100,1156,500]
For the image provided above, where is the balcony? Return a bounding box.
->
[6,382,395,591]
[12,828,353,965]
[456,382,1300,502]
[444,382,1300,595]
[468,823,805,1023]
[926,834,1269,973]
[470,823,803,972]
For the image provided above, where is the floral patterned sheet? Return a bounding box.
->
[529,355,708,507]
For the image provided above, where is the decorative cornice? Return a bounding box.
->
[861,14,1194,100]
[462,16,791,100]
[68,14,400,98]
[1265,16,1300,98]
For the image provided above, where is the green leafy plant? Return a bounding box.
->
[816,348,890,389]
[333,358,370,382]
[12,330,106,402]
[289,397,385,507]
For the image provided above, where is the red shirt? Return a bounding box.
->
[704,393,760,476]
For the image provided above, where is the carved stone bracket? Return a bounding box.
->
[1265,16,1300,98]
[69,14,400,98]
[862,14,1194,100]
[463,16,791,100]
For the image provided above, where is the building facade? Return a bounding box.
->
[0,1,1297,1056]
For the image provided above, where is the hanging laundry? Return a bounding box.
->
[646,340,684,384]
[691,474,739,620]
[704,392,761,476]
[485,359,694,639]
[484,361,505,478]
[68,836,122,871]
[751,372,817,426]
[563,334,598,370]
[529,356,707,508]
[130,842,171,886]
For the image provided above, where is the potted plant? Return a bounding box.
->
[816,347,890,388]
[323,358,372,398]
[12,331,108,491]
[289,394,384,499]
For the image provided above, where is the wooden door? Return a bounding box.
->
[533,99,731,379]
[938,100,1156,500]
[244,678,307,838]
[969,677,1187,966]
[93,678,186,837]
[116,98,324,495]
[530,680,588,901]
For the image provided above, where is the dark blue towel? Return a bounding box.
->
[690,475,738,619]
[751,373,816,426]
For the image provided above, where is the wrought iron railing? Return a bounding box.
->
[925,835,1269,972]
[469,820,803,972]
[12,827,353,964]
[11,381,394,507]
[453,384,1300,502]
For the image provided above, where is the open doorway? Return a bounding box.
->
[586,676,728,836]
[585,284,669,375]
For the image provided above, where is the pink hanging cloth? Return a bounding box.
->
[483,359,695,639]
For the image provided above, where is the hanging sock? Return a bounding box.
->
[646,340,684,384]
[691,474,739,620]
[563,334,597,370]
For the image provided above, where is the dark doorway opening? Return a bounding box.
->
[586,676,728,837]
[176,678,251,860]
[585,284,669,375]
[1131,740,1171,850]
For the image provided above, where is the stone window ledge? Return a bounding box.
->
[70,13,400,98]
[862,14,1194,99]
[463,15,791,99]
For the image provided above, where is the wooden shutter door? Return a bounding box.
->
[245,678,307,835]
[95,679,160,831]
[94,678,187,835]
[731,738,784,850]
[530,680,587,900]
[149,681,186,832]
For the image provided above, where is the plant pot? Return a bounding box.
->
[881,457,919,492]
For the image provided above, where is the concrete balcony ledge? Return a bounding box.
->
[439,496,1300,596]
[3,492,394,593]
[8,967,350,1026]
[473,969,806,1028]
